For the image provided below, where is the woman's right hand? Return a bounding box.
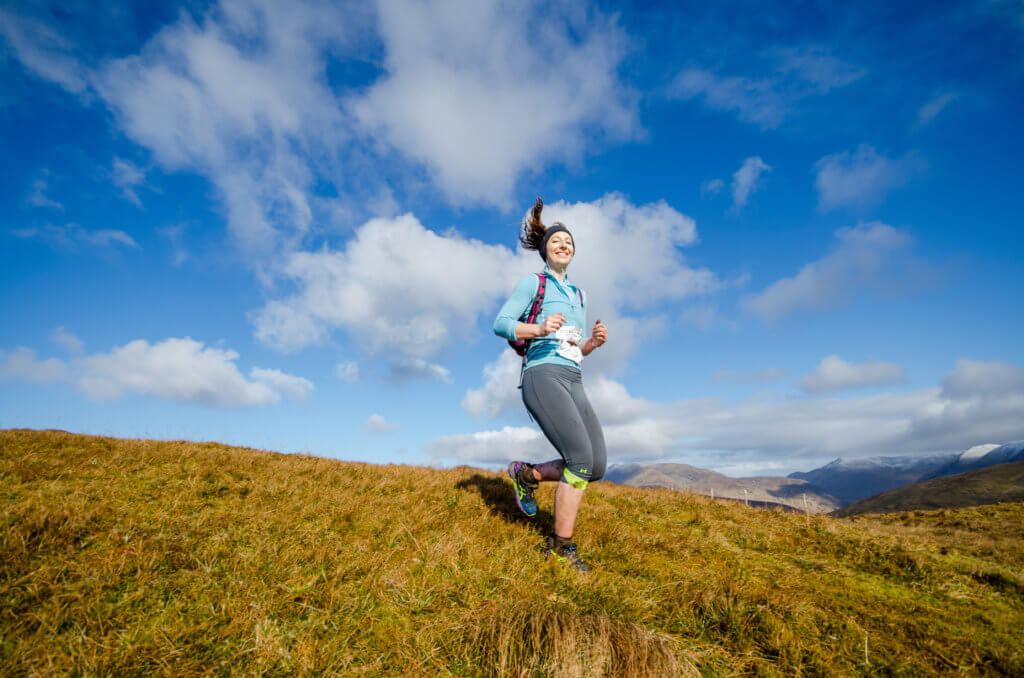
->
[541,313,565,335]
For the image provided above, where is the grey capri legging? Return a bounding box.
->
[521,364,607,490]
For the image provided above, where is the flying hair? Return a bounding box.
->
[519,196,547,252]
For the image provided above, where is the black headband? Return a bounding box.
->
[539,224,574,261]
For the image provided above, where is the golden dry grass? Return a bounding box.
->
[2,429,1023,676]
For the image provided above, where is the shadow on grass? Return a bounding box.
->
[456,474,554,537]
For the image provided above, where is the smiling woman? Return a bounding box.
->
[493,197,609,573]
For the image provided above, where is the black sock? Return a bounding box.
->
[553,535,574,552]
[518,464,538,487]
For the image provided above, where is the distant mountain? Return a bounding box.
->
[788,455,957,505]
[603,463,841,513]
[832,461,1024,517]
[922,441,1024,481]
[790,442,1022,505]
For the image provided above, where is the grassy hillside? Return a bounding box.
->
[833,461,1024,517]
[3,430,1023,676]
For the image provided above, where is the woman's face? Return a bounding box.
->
[546,231,574,267]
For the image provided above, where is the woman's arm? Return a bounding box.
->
[493,275,540,341]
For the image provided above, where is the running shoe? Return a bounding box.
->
[507,461,538,517]
[544,537,591,573]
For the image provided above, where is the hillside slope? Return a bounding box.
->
[3,430,1024,676]
[833,461,1024,517]
[604,462,840,513]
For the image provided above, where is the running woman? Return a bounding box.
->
[493,197,608,572]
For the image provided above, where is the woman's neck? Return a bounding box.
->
[547,263,567,282]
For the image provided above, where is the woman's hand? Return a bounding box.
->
[591,319,608,347]
[541,313,565,335]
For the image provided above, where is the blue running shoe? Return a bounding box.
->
[543,537,591,573]
[507,461,538,517]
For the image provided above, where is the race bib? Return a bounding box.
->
[554,325,583,364]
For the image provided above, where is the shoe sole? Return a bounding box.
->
[507,462,537,517]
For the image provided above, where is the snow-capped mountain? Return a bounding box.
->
[788,454,958,504]
[922,441,1024,481]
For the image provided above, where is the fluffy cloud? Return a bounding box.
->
[430,359,1024,473]
[13,223,139,250]
[0,348,67,383]
[462,351,525,418]
[51,327,84,355]
[353,0,637,206]
[668,46,864,129]
[742,222,914,323]
[731,156,771,209]
[257,195,715,370]
[253,212,528,354]
[76,337,311,407]
[365,414,401,433]
[249,367,313,401]
[91,0,358,256]
[389,358,451,384]
[426,426,543,463]
[814,145,922,210]
[941,359,1024,399]
[799,355,906,394]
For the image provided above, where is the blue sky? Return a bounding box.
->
[2,0,1023,476]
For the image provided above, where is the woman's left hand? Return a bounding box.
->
[591,319,608,348]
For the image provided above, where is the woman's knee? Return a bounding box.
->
[561,447,595,490]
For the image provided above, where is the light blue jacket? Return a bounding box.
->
[493,266,587,372]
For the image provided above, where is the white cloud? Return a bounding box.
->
[462,351,524,418]
[249,367,313,401]
[51,327,84,354]
[253,212,528,355]
[76,337,310,407]
[365,413,401,433]
[769,46,865,93]
[335,361,361,383]
[430,359,1024,472]
[255,195,716,370]
[814,145,921,210]
[426,426,544,463]
[27,175,63,210]
[742,222,913,323]
[353,0,637,206]
[90,0,361,256]
[389,358,452,384]
[700,178,724,198]
[0,9,89,93]
[112,158,146,207]
[668,46,864,130]
[914,92,960,129]
[0,348,68,383]
[711,367,788,384]
[14,223,139,249]
[669,68,789,129]
[941,359,1024,399]
[799,355,906,394]
[731,156,771,209]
